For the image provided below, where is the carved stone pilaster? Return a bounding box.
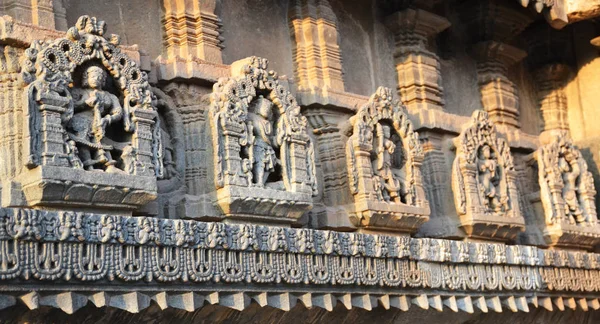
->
[384,9,450,112]
[345,87,430,234]
[0,0,67,30]
[452,110,526,241]
[156,0,228,82]
[289,0,344,92]
[461,0,532,130]
[419,132,449,221]
[524,22,572,137]
[471,41,527,129]
[533,64,571,134]
[533,133,600,250]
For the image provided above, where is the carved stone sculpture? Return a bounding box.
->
[452,110,525,241]
[535,133,600,249]
[346,87,429,233]
[209,56,318,224]
[2,15,163,211]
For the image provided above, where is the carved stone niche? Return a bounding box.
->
[345,87,430,234]
[2,16,163,212]
[452,110,525,242]
[208,56,318,225]
[533,133,600,250]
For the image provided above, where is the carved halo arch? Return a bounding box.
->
[452,110,514,216]
[347,86,424,205]
[20,15,163,177]
[209,56,318,195]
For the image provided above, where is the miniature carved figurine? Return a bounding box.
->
[477,144,506,212]
[373,123,402,203]
[68,65,124,173]
[559,146,584,223]
[247,96,278,187]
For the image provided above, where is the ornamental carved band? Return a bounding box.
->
[536,133,600,249]
[9,16,163,210]
[209,57,318,224]
[346,87,429,233]
[452,110,525,241]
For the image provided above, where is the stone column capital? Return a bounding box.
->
[470,41,527,67]
[533,63,571,83]
[384,8,450,40]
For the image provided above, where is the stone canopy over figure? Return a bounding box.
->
[346,86,429,233]
[11,15,163,210]
[68,64,125,173]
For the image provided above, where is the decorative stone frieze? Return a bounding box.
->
[534,133,600,249]
[289,0,344,92]
[384,8,450,112]
[517,0,568,29]
[208,56,318,224]
[0,207,599,314]
[452,110,525,241]
[346,87,429,233]
[0,16,163,211]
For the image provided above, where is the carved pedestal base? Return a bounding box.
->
[544,222,600,250]
[459,213,526,242]
[6,166,157,211]
[216,186,312,225]
[350,199,430,234]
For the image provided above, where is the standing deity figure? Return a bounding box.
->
[247,96,278,187]
[477,144,505,212]
[559,147,583,223]
[373,124,402,203]
[68,65,124,173]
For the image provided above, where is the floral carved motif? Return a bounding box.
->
[209,57,317,223]
[346,87,429,233]
[452,110,525,241]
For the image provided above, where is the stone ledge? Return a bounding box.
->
[153,56,230,84]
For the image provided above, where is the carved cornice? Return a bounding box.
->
[0,207,598,313]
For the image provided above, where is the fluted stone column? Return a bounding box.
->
[385,8,450,112]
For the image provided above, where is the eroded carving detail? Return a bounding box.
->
[209,57,317,223]
[346,87,429,233]
[536,133,600,249]
[452,110,525,241]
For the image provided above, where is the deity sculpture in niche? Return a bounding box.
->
[7,15,163,210]
[69,64,124,173]
[208,57,317,224]
[246,96,279,188]
[477,144,508,212]
[452,110,525,241]
[535,133,600,248]
[346,87,429,233]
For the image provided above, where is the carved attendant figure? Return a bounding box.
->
[373,123,402,203]
[247,96,278,187]
[478,144,505,212]
[559,147,583,223]
[68,65,124,173]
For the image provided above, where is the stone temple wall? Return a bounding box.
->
[0,0,600,323]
